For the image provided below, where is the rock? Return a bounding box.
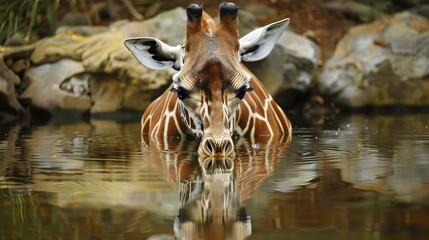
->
[30,36,82,64]
[20,59,91,113]
[31,7,188,66]
[8,8,159,118]
[1,45,35,95]
[1,45,35,60]
[58,68,167,116]
[23,8,188,115]
[56,26,108,36]
[319,12,429,108]
[0,56,25,115]
[245,31,320,107]
[116,7,187,43]
[321,1,381,22]
[89,71,170,115]
[237,10,257,36]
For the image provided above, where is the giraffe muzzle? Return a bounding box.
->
[199,135,235,157]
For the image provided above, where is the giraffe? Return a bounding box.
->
[125,2,292,157]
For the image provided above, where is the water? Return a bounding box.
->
[1,114,429,239]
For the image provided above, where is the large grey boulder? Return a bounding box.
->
[24,8,187,115]
[20,59,91,113]
[319,12,429,107]
[245,31,320,107]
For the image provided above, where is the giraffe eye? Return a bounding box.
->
[171,87,190,100]
[235,86,253,100]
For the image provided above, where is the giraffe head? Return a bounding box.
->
[125,2,289,157]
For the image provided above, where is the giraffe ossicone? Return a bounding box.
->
[124,2,292,157]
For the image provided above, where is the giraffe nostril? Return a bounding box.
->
[203,139,214,155]
[223,139,234,156]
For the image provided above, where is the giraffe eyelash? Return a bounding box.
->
[235,86,253,100]
[171,86,190,100]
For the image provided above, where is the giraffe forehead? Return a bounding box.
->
[187,32,236,53]
[180,33,242,88]
[179,57,247,92]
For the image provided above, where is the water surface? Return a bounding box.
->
[1,114,429,239]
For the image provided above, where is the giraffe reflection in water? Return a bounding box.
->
[145,135,290,240]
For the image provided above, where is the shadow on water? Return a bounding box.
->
[0,114,429,239]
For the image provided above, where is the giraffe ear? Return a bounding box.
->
[239,18,290,62]
[124,37,182,70]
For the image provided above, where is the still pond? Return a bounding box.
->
[1,113,429,239]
